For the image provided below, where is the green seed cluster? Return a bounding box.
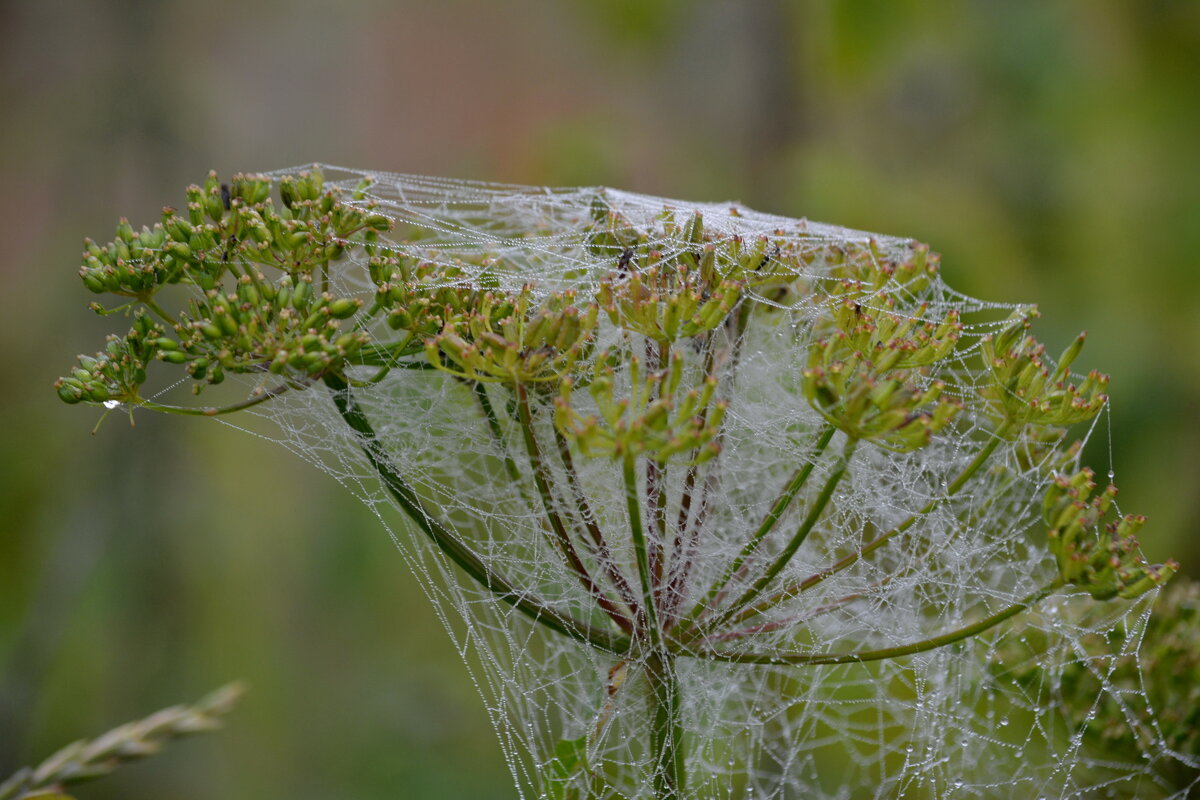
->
[555,349,725,464]
[424,286,600,384]
[825,239,939,295]
[981,312,1109,427]
[825,295,961,370]
[57,169,389,406]
[54,311,161,405]
[801,296,963,452]
[1042,468,1176,600]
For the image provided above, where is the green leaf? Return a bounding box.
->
[544,735,588,800]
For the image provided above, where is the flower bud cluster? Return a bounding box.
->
[425,287,599,383]
[55,311,162,405]
[172,274,369,383]
[597,259,741,343]
[802,298,962,451]
[981,312,1109,428]
[825,294,961,370]
[59,168,388,404]
[825,239,940,295]
[372,257,479,343]
[555,349,725,464]
[1042,468,1177,600]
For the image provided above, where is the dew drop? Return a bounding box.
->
[103,399,120,409]
[954,780,964,788]
[999,716,1009,727]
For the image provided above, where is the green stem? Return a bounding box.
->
[515,384,633,633]
[732,425,1012,623]
[674,424,836,633]
[137,378,305,416]
[624,452,662,647]
[686,581,1062,664]
[681,438,856,643]
[139,295,177,327]
[472,381,523,484]
[323,372,630,654]
[553,429,642,614]
[646,652,685,799]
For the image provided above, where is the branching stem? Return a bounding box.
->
[733,425,1013,623]
[324,373,630,654]
[674,424,837,634]
[516,383,633,633]
[624,452,663,647]
[687,580,1062,664]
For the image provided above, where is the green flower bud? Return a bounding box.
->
[328,298,360,319]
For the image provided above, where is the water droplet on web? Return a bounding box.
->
[103,399,120,409]
[906,745,914,754]
[999,716,1009,727]
[954,779,964,788]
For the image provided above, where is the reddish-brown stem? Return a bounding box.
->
[553,428,642,615]
[516,383,633,633]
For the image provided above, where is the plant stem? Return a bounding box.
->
[324,373,630,654]
[732,425,1012,622]
[681,437,857,643]
[472,380,523,484]
[553,429,642,614]
[674,424,836,633]
[666,302,752,619]
[137,378,306,416]
[515,383,633,632]
[646,652,685,799]
[624,452,662,647]
[685,580,1062,665]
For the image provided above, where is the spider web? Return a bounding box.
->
[168,164,1193,799]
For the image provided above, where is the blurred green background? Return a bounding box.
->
[2,1,1197,797]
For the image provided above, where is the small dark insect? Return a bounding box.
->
[617,248,634,273]
[220,183,231,211]
[755,244,780,273]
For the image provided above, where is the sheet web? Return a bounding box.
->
[160,166,1183,798]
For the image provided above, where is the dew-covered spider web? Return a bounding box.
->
[143,165,1190,799]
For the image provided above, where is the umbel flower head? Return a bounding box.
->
[56,166,1179,800]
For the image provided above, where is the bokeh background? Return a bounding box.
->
[2,1,1197,797]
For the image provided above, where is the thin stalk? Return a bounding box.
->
[646,652,685,799]
[649,458,669,602]
[686,580,1062,665]
[735,425,1012,621]
[323,373,630,655]
[137,378,306,416]
[708,582,886,643]
[624,452,662,646]
[138,295,177,327]
[553,429,642,614]
[645,339,666,599]
[471,381,523,484]
[664,309,747,622]
[516,383,633,633]
[683,437,857,643]
[674,424,836,633]
[646,456,665,595]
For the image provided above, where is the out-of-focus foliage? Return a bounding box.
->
[2,1,1196,798]
[1063,577,1200,790]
